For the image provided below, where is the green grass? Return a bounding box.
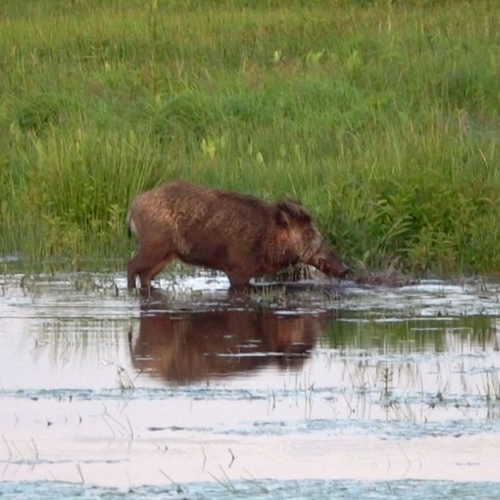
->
[1,0,500,276]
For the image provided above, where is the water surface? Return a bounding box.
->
[1,273,500,496]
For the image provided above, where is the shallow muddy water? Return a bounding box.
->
[1,273,500,498]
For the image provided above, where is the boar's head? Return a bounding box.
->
[276,201,349,279]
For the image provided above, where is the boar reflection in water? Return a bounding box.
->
[127,181,349,289]
[131,305,334,384]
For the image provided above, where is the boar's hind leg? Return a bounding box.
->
[140,253,177,287]
[127,247,176,289]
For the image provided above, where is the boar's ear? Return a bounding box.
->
[276,205,291,228]
[276,201,310,227]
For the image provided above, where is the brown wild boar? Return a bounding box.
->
[127,181,348,289]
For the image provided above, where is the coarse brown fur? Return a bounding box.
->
[127,181,348,289]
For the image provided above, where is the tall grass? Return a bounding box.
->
[1,0,500,275]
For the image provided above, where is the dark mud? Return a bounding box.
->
[1,273,500,496]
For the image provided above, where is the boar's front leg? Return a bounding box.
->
[226,270,253,290]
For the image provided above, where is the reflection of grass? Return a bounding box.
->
[380,364,393,401]
[475,373,500,419]
[480,372,500,407]
[386,400,416,423]
[101,405,134,440]
[1,435,41,466]
[327,314,495,354]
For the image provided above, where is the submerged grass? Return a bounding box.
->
[1,0,500,276]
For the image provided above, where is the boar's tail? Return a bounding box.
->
[127,210,140,238]
[126,211,134,238]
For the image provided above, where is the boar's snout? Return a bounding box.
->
[308,247,349,280]
[335,264,349,279]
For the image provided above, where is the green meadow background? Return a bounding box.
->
[1,0,499,276]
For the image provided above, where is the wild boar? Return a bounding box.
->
[127,180,348,289]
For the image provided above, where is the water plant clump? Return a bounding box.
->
[1,0,500,277]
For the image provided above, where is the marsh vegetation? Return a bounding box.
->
[0,0,500,277]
